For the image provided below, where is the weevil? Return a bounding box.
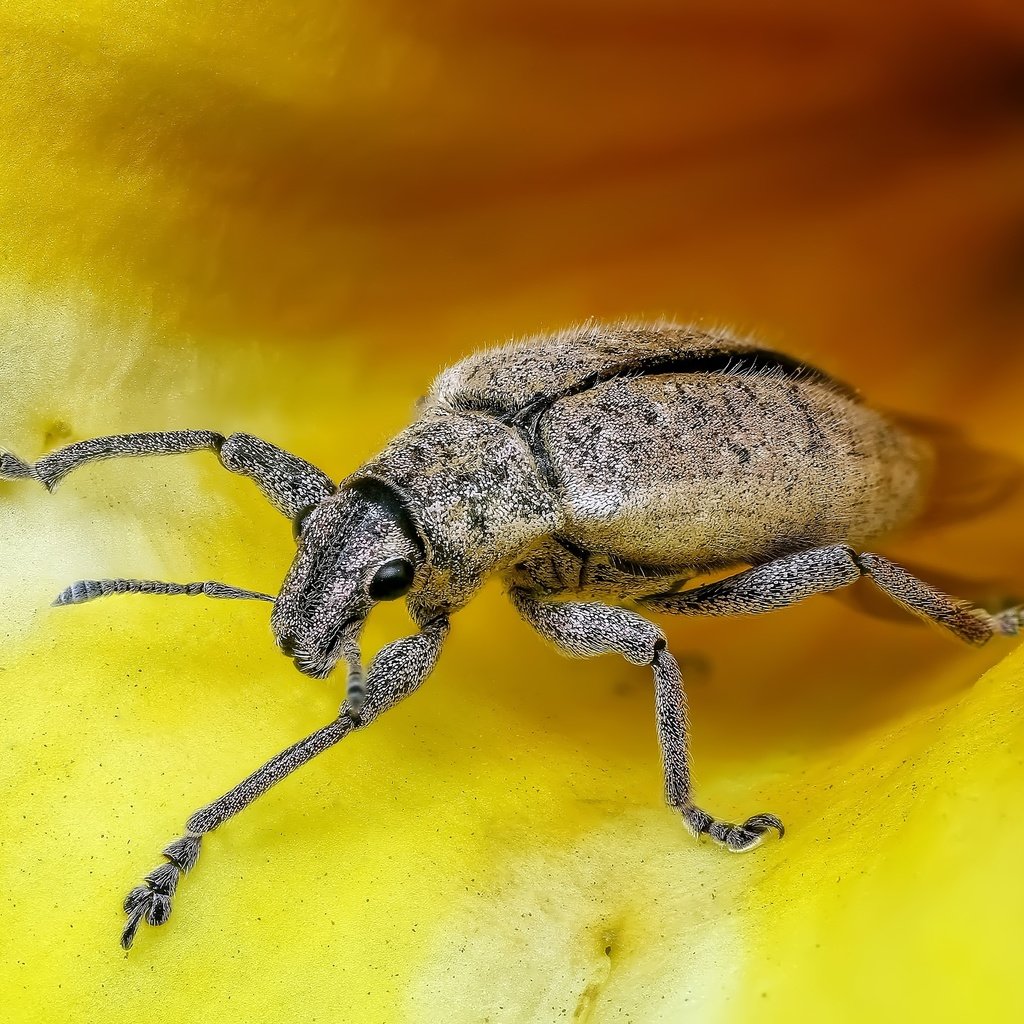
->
[2,321,1021,949]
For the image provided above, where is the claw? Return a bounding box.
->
[723,812,786,852]
[121,906,146,950]
[682,804,785,852]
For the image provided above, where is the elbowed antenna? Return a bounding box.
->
[52,579,276,607]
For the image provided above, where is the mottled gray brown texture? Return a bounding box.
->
[3,319,1019,949]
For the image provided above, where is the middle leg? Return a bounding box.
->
[510,589,784,852]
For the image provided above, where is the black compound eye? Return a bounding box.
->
[368,558,415,601]
[292,504,317,542]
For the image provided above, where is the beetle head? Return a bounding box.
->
[271,479,424,683]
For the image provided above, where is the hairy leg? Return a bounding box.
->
[640,544,1021,646]
[0,449,33,479]
[120,617,448,949]
[1,430,333,518]
[510,589,783,853]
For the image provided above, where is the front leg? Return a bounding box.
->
[120,616,448,949]
[2,430,333,518]
[510,590,783,852]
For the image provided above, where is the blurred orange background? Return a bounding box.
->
[1,2,1023,1021]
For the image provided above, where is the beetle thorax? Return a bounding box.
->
[351,408,562,612]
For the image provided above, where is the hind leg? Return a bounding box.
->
[640,544,1020,646]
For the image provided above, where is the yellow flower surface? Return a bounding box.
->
[2,2,1024,1022]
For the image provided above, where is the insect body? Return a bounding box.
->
[3,321,1020,949]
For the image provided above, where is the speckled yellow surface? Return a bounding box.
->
[2,3,1024,1022]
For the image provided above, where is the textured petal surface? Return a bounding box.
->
[2,2,1023,1022]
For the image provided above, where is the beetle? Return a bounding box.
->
[2,320,1020,949]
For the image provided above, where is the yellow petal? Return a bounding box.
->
[2,2,1023,1021]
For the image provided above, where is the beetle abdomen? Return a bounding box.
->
[536,370,930,571]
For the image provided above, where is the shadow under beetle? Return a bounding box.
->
[3,321,1021,949]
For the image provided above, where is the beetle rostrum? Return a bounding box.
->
[3,319,1020,950]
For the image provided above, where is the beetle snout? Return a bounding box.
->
[271,605,365,680]
[276,633,299,658]
[271,624,307,671]
[270,618,325,675]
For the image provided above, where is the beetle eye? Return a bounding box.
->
[368,558,415,601]
[292,504,317,542]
